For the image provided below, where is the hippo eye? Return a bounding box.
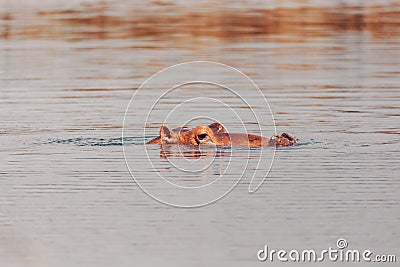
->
[198,134,208,140]
[198,134,207,140]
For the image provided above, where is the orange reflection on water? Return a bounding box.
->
[1,4,400,41]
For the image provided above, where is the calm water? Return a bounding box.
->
[1,1,399,266]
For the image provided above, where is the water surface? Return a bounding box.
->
[1,1,399,266]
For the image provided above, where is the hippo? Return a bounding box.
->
[146,122,296,147]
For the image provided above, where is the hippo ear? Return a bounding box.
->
[208,122,226,133]
[160,125,173,138]
[160,125,178,143]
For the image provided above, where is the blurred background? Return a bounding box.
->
[1,1,399,267]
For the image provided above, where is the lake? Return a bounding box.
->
[0,1,399,266]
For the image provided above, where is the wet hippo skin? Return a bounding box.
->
[146,123,296,147]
